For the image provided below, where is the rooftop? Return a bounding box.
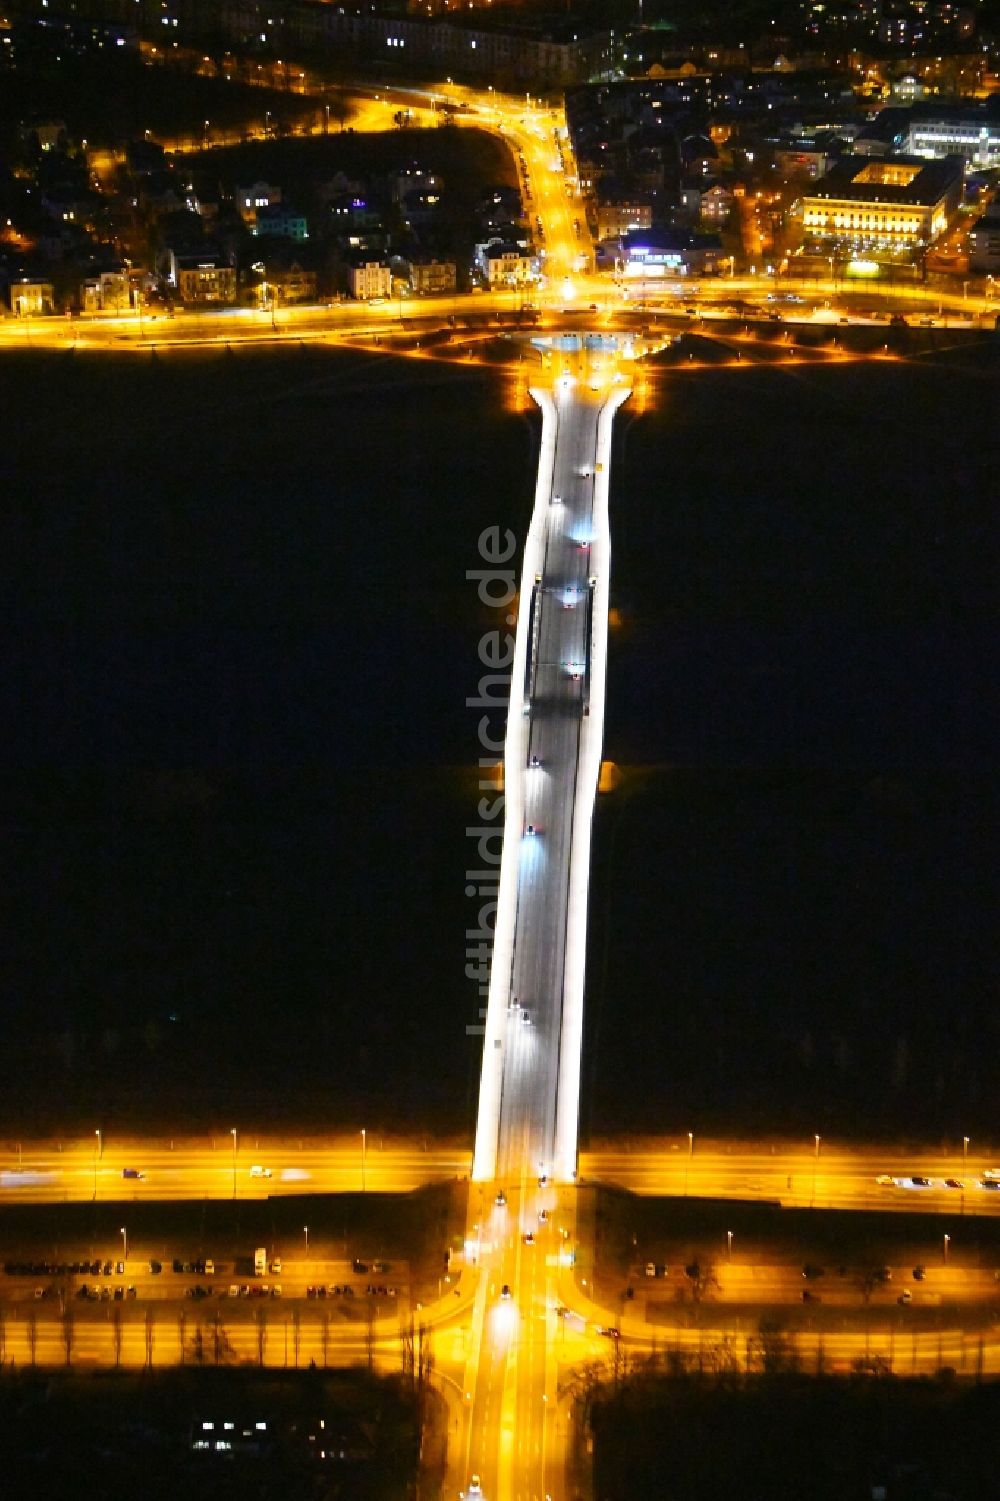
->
[807,153,964,206]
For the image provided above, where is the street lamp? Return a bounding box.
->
[361,1128,367,1192]
[943,1233,951,1264]
[814,1134,821,1157]
[230,1128,237,1199]
[95,1128,103,1159]
[93,1129,101,1200]
[963,1136,969,1170]
[727,1229,733,1261]
[120,1227,128,1262]
[303,1225,309,1253]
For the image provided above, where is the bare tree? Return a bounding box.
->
[291,1309,300,1368]
[61,1309,74,1366]
[144,1309,155,1368]
[320,1313,330,1370]
[26,1308,37,1366]
[255,1305,267,1367]
[112,1307,123,1368]
[401,1315,414,1382]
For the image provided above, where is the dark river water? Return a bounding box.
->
[1,338,995,1143]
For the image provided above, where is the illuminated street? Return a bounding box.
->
[0,83,993,365]
[2,1134,999,1215]
[1,52,998,1501]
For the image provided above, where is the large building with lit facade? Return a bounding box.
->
[855,104,1000,170]
[800,154,963,257]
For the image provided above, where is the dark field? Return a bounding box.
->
[0,1365,422,1501]
[591,1374,1000,1501]
[1,337,996,1142]
[586,352,998,1142]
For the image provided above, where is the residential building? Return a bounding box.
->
[596,193,653,241]
[17,120,68,153]
[679,182,734,225]
[304,9,618,88]
[479,241,535,287]
[259,262,318,304]
[350,259,392,300]
[773,140,838,179]
[404,257,457,294]
[171,253,236,304]
[393,168,442,206]
[236,181,283,228]
[968,202,1000,272]
[81,269,129,312]
[252,205,308,241]
[7,276,55,315]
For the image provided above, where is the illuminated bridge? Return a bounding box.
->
[472,338,631,1188]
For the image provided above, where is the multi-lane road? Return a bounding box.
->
[459,349,630,1501]
[581,1144,1000,1215]
[0,1135,467,1202]
[479,363,629,1188]
[2,76,997,1501]
[2,1135,998,1215]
